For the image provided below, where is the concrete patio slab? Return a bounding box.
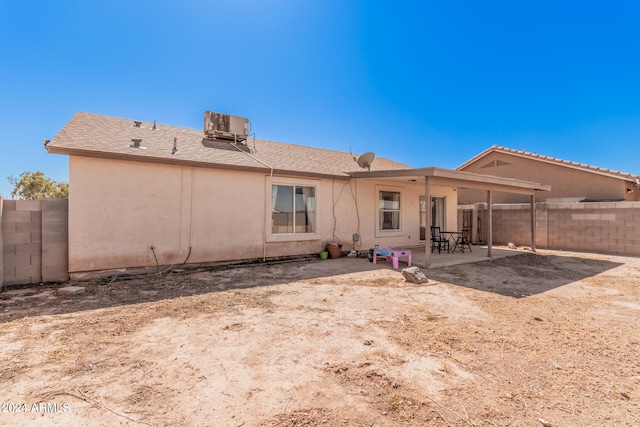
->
[389,244,528,269]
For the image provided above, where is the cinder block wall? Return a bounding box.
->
[462,201,640,257]
[42,199,69,282]
[546,202,640,256]
[0,197,69,287]
[490,204,533,247]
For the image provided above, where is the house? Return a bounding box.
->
[45,112,549,274]
[457,145,640,204]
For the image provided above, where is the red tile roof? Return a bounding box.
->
[457,145,639,182]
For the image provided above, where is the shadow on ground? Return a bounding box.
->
[426,252,622,298]
[0,252,624,323]
[0,257,386,323]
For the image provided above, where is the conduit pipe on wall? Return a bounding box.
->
[173,166,194,269]
[330,178,362,248]
[350,179,362,249]
[148,167,194,274]
[229,143,274,261]
[188,166,195,258]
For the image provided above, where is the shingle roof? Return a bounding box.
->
[457,145,640,182]
[47,112,409,178]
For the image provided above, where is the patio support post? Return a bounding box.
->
[487,190,493,258]
[424,177,432,268]
[530,193,537,252]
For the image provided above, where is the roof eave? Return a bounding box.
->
[46,145,352,180]
[456,146,495,170]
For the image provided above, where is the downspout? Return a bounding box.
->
[230,144,274,261]
[188,167,195,262]
[174,167,194,269]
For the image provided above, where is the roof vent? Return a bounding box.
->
[133,121,142,128]
[204,111,249,143]
[130,138,146,149]
[152,120,157,130]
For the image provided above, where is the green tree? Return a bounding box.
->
[8,171,69,200]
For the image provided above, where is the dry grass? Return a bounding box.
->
[1,252,639,426]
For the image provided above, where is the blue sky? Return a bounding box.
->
[1,0,639,198]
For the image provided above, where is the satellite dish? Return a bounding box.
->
[356,152,375,171]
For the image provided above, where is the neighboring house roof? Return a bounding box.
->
[46,112,409,179]
[457,145,640,183]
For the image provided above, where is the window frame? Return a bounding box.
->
[266,177,321,243]
[375,186,404,237]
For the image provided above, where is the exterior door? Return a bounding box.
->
[419,196,445,240]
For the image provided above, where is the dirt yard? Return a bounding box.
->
[1,248,639,426]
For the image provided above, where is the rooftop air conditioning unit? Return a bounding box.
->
[204,111,249,142]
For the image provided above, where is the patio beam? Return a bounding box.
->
[349,167,550,194]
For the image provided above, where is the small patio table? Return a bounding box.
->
[440,231,463,253]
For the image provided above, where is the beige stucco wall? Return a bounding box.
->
[347,180,457,249]
[69,157,458,272]
[458,152,637,204]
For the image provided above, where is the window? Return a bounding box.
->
[379,191,400,230]
[272,185,316,234]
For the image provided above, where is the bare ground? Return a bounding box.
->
[1,249,639,426]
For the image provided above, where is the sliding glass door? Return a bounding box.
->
[419,196,445,240]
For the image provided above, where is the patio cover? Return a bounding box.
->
[349,167,551,267]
